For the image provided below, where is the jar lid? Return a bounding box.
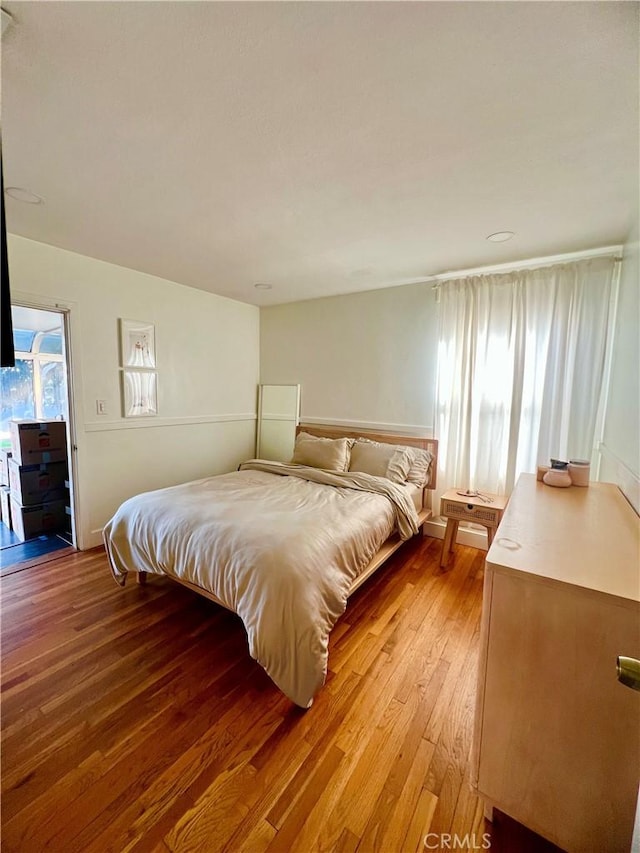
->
[569,459,590,466]
[550,458,569,469]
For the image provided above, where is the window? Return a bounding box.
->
[434,256,617,506]
[0,312,67,451]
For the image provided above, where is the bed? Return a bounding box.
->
[103,425,438,708]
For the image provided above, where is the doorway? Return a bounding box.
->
[0,305,76,572]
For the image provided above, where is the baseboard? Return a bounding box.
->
[424,518,489,549]
[86,528,105,550]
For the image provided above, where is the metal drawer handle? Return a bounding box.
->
[617,656,640,691]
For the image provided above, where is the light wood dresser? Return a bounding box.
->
[472,473,640,853]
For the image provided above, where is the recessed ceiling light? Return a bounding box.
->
[254,283,272,290]
[5,186,44,204]
[486,231,515,243]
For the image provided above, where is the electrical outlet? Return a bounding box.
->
[96,399,107,415]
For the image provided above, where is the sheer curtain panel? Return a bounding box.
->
[434,257,616,506]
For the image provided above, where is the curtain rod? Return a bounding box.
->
[428,245,623,288]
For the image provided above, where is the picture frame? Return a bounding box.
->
[119,319,156,369]
[122,370,158,418]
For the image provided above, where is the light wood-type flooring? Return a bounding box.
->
[1,536,561,852]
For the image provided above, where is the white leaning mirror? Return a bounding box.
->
[256,384,300,462]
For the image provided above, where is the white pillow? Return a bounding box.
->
[405,447,434,487]
[348,439,413,484]
[291,432,354,472]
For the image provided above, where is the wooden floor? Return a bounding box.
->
[1,536,561,852]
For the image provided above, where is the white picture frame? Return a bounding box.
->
[120,319,156,368]
[122,370,158,418]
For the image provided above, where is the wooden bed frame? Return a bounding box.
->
[293,424,438,593]
[137,423,438,599]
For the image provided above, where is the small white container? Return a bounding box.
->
[569,459,590,487]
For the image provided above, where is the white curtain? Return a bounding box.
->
[434,257,616,506]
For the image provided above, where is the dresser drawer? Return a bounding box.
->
[441,499,501,527]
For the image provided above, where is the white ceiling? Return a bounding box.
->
[1,1,638,306]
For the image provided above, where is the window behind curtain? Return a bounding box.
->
[434,257,617,505]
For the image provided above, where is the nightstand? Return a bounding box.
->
[440,488,508,568]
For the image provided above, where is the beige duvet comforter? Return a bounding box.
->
[103,460,419,707]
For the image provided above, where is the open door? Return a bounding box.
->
[0,304,76,568]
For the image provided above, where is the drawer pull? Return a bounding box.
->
[617,656,640,691]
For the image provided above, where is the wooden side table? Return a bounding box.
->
[440,488,508,568]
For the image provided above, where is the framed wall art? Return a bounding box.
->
[122,370,158,418]
[119,319,156,369]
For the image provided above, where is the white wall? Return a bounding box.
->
[8,235,260,548]
[260,283,439,434]
[600,218,640,510]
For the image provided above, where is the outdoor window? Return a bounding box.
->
[0,326,67,450]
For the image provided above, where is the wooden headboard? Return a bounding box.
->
[296,424,438,490]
